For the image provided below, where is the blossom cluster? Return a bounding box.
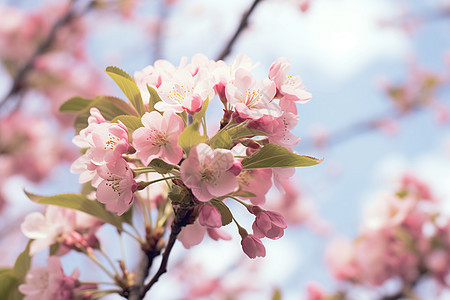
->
[14,53,319,299]
[323,174,450,298]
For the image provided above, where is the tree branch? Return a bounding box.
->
[127,203,194,300]
[216,0,264,61]
[0,0,94,110]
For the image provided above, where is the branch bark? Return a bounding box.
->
[216,0,264,61]
[127,203,194,300]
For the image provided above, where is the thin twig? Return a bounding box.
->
[127,203,193,300]
[216,0,264,61]
[0,0,94,110]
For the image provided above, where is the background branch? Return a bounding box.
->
[0,0,94,111]
[216,0,264,61]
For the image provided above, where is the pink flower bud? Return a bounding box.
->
[228,161,243,176]
[198,204,222,228]
[252,210,287,240]
[241,234,266,259]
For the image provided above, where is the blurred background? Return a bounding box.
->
[0,0,449,299]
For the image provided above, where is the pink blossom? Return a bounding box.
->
[89,122,130,165]
[269,57,312,103]
[325,237,358,280]
[248,102,300,149]
[18,256,78,300]
[252,209,287,240]
[70,151,102,186]
[206,228,232,241]
[237,169,272,205]
[97,158,137,215]
[132,111,184,165]
[305,282,327,300]
[21,206,76,255]
[198,204,222,228]
[178,220,232,249]
[181,143,238,202]
[213,53,258,103]
[155,68,214,114]
[225,68,280,120]
[178,220,206,249]
[241,234,266,259]
[134,59,177,103]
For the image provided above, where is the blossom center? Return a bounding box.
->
[244,89,263,107]
[147,129,168,147]
[284,75,297,87]
[104,134,120,150]
[200,167,216,183]
[168,84,193,104]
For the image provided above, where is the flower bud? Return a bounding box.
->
[241,234,266,259]
[198,204,222,228]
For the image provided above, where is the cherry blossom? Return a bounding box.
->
[225,68,280,120]
[19,256,78,300]
[132,111,184,165]
[155,68,214,114]
[181,143,238,202]
[269,57,312,103]
[198,204,222,228]
[97,158,137,215]
[236,168,272,205]
[21,206,76,255]
[251,209,287,240]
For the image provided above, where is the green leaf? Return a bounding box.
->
[81,182,96,196]
[74,96,139,134]
[59,97,93,113]
[233,191,256,198]
[241,144,323,169]
[0,270,21,300]
[149,159,175,174]
[210,200,233,226]
[146,84,162,112]
[227,126,267,140]
[209,129,232,149]
[13,240,32,278]
[192,97,209,122]
[178,121,207,155]
[272,289,282,300]
[121,207,133,225]
[49,243,60,256]
[168,185,187,203]
[106,66,146,116]
[24,192,125,231]
[111,115,143,142]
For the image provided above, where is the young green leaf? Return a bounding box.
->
[0,270,20,300]
[241,144,323,169]
[13,240,32,278]
[227,126,267,140]
[178,121,207,155]
[59,97,93,113]
[209,129,232,149]
[73,96,139,134]
[24,191,126,230]
[148,158,175,174]
[106,66,146,116]
[210,199,233,226]
[192,97,209,122]
[146,84,162,112]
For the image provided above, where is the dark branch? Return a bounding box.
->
[127,203,194,300]
[0,0,94,110]
[216,0,264,61]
